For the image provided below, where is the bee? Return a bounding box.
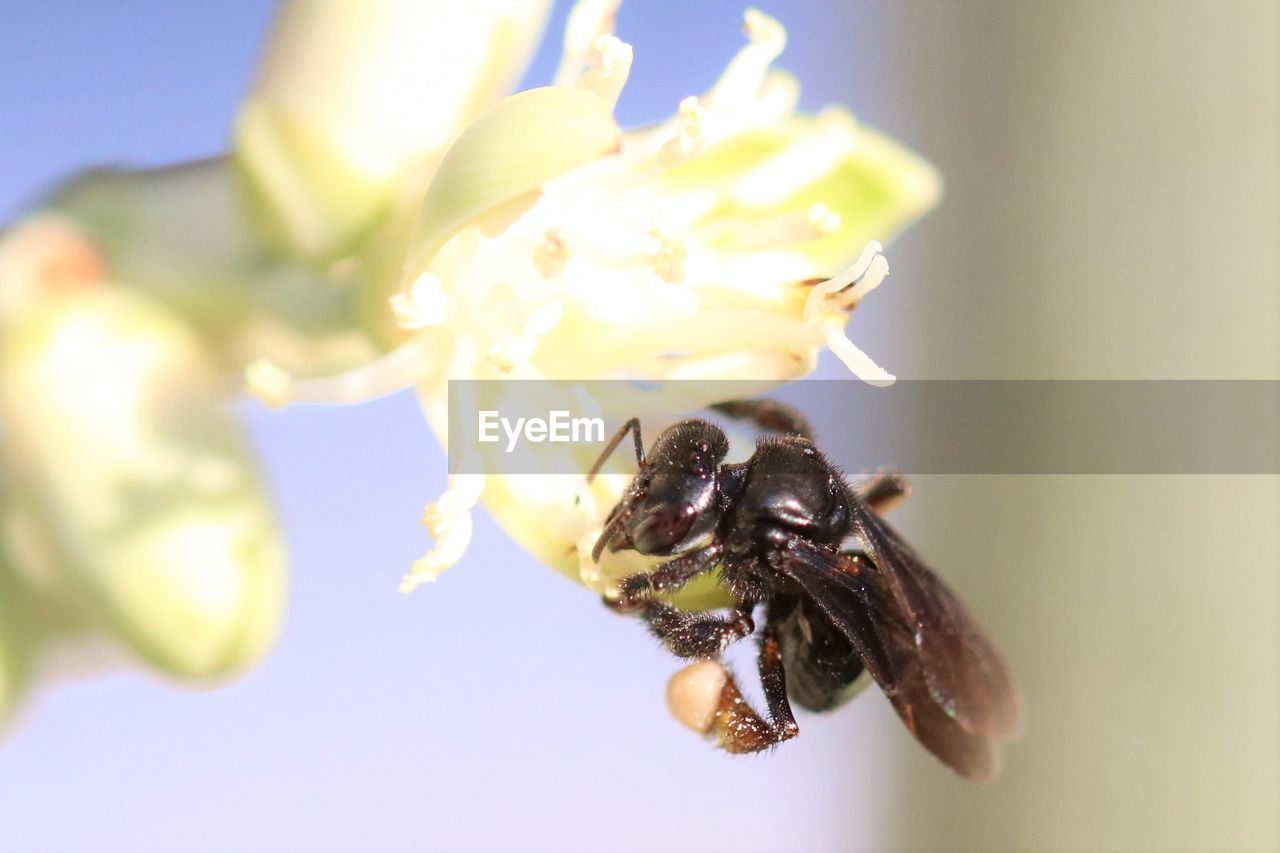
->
[589,400,1024,781]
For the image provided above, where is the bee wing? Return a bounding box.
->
[846,498,1025,741]
[773,534,1018,782]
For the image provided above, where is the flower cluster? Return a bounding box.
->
[245,1,939,597]
[0,0,938,726]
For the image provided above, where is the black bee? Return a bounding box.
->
[588,399,1024,781]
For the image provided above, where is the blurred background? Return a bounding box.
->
[0,2,1275,851]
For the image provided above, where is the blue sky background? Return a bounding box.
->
[0,3,933,851]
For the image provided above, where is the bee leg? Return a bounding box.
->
[607,543,724,612]
[710,399,814,440]
[757,618,800,742]
[852,470,911,515]
[704,619,799,754]
[638,602,755,659]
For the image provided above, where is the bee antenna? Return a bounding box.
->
[591,503,634,563]
[587,418,645,483]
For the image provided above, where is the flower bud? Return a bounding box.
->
[0,289,285,678]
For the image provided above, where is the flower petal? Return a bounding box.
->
[404,86,624,279]
[661,111,941,276]
[0,290,286,678]
[236,0,553,259]
[0,550,35,724]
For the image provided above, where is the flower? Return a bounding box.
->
[0,217,286,723]
[236,0,554,261]
[0,1,942,728]
[239,2,940,598]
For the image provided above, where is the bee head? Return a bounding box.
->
[593,420,728,560]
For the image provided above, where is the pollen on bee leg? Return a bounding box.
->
[667,660,731,735]
[244,358,294,408]
[533,229,569,278]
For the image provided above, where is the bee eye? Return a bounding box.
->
[632,502,699,555]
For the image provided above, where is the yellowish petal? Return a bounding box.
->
[404,86,624,279]
[0,290,286,678]
[236,0,553,259]
[0,553,35,724]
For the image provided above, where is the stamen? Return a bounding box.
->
[487,302,564,372]
[658,96,707,167]
[810,241,883,296]
[835,253,889,308]
[804,243,895,386]
[390,271,448,330]
[264,335,442,406]
[554,0,621,87]
[705,9,787,113]
[577,35,633,111]
[532,229,570,278]
[400,468,485,593]
[822,324,895,387]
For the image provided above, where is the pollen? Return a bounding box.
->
[668,659,730,735]
[579,35,634,111]
[401,469,485,593]
[390,271,448,330]
[658,96,707,167]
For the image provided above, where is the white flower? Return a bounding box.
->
[0,218,285,699]
[237,2,941,598]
